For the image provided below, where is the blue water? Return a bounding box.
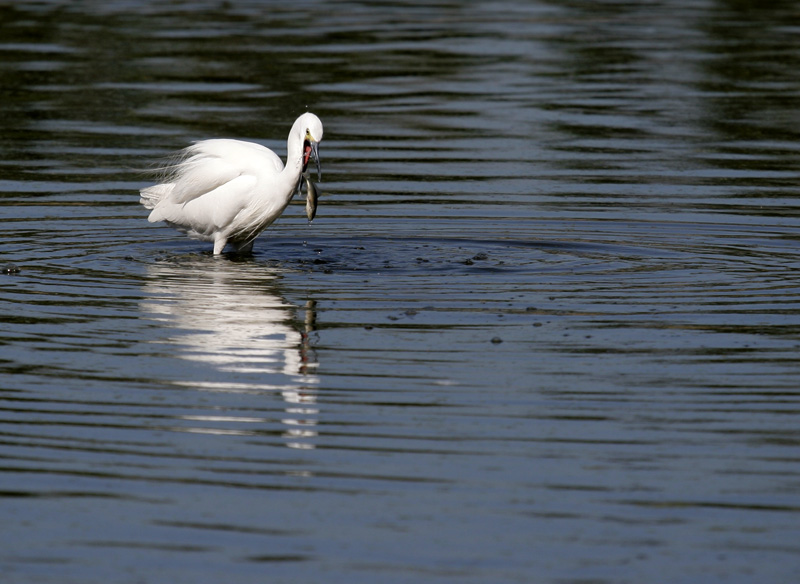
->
[2,1,800,582]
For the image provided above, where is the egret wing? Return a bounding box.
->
[170,154,244,206]
[168,139,283,205]
[151,174,258,236]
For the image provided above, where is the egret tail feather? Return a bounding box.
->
[139,183,174,210]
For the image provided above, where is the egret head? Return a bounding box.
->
[297,112,323,182]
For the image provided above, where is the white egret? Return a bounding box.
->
[140,112,323,255]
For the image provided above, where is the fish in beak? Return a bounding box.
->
[305,176,320,223]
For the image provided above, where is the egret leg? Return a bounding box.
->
[234,240,255,255]
[213,237,227,255]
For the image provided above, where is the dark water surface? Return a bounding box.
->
[2,1,800,582]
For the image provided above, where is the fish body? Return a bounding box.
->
[305,176,320,223]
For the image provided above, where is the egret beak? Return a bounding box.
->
[311,141,321,182]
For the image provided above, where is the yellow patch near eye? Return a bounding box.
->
[305,130,313,141]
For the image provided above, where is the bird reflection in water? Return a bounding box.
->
[141,259,319,449]
[284,299,318,449]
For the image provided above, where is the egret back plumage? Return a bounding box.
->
[140,112,323,255]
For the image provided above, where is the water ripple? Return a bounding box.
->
[2,1,800,583]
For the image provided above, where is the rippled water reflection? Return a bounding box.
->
[141,260,320,448]
[2,1,800,583]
